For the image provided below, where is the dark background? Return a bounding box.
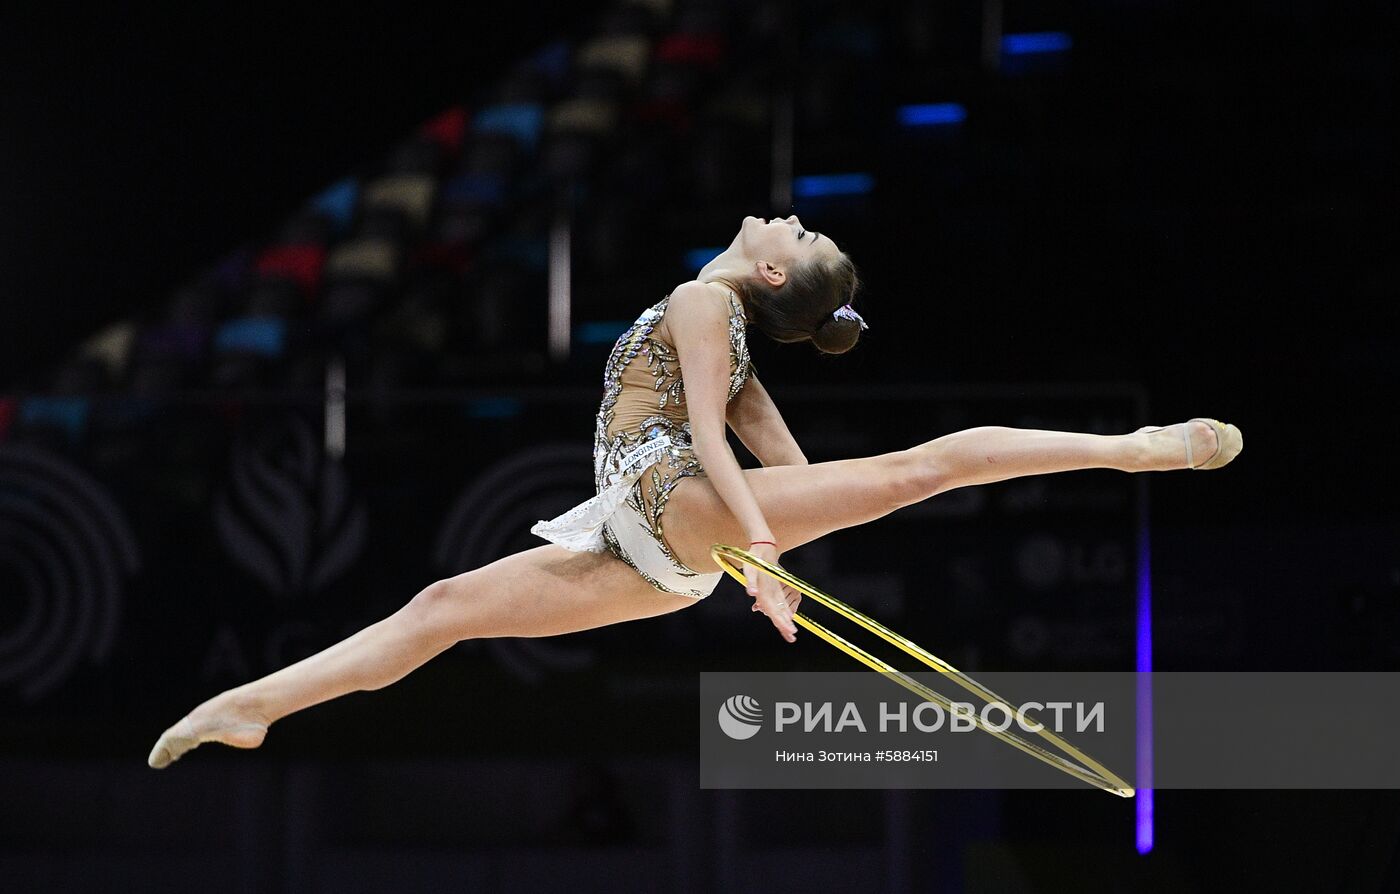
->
[2,1,1398,892]
[0,2,603,380]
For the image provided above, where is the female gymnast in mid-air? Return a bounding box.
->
[149,214,1242,767]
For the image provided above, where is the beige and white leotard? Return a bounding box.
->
[531,287,754,597]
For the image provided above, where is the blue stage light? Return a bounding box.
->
[1136,488,1154,854]
[897,103,967,127]
[575,321,630,345]
[1002,31,1072,55]
[793,173,875,198]
[684,248,722,271]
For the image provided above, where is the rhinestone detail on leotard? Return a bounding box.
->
[592,288,753,588]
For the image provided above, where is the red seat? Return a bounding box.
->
[655,33,724,67]
[419,106,467,159]
[254,244,326,296]
[0,396,15,441]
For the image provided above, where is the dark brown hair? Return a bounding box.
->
[726,253,864,355]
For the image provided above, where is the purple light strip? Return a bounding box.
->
[1135,476,1154,855]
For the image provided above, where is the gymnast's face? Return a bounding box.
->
[737,215,841,286]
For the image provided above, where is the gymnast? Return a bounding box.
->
[149,214,1242,767]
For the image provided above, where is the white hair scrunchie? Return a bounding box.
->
[831,303,869,330]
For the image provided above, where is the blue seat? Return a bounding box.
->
[440,172,508,209]
[19,396,89,445]
[473,103,544,152]
[308,178,360,234]
[213,316,287,357]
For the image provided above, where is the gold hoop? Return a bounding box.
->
[710,543,1135,798]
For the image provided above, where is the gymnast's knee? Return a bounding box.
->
[403,574,479,646]
[890,448,948,506]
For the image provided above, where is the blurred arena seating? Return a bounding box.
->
[19,0,808,442]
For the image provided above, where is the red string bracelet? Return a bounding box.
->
[750,540,777,547]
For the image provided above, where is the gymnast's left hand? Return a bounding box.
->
[753,584,802,618]
[744,542,798,643]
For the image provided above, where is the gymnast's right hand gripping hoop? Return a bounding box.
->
[710,543,1135,798]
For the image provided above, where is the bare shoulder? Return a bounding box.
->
[661,280,731,341]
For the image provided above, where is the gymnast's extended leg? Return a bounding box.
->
[148,545,696,767]
[662,419,1235,569]
[905,420,1228,491]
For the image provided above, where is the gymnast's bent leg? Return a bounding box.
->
[148,545,695,767]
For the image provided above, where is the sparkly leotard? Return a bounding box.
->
[531,286,754,597]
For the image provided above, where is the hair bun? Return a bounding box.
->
[812,313,862,355]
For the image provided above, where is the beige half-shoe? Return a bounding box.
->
[147,714,269,769]
[1134,419,1244,471]
[1186,417,1243,470]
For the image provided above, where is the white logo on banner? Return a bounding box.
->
[718,694,764,740]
